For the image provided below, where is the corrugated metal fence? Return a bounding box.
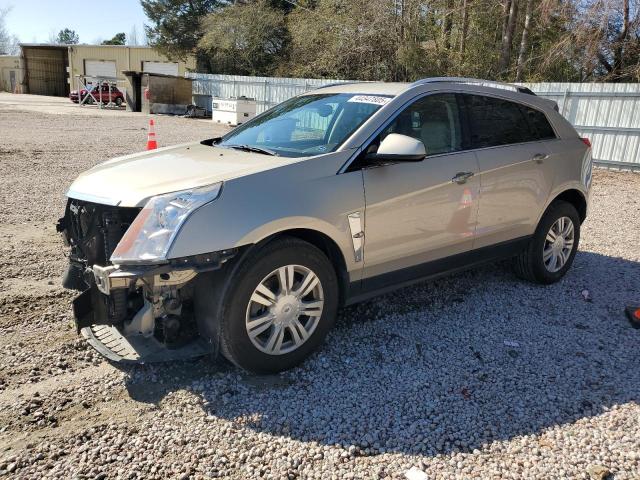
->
[522,82,640,170]
[188,73,640,169]
[189,73,350,113]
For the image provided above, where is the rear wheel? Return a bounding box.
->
[513,200,581,284]
[219,237,338,373]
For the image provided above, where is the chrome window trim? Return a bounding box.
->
[456,90,561,141]
[461,137,562,155]
[337,87,562,174]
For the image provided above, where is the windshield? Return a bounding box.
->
[217,93,391,158]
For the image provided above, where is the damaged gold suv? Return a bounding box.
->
[58,78,592,373]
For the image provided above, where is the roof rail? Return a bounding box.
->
[409,77,536,95]
[313,81,357,91]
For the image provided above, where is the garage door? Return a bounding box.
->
[23,47,68,96]
[143,61,179,76]
[85,60,117,79]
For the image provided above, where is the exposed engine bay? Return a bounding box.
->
[57,198,234,363]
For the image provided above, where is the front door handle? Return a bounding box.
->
[532,153,549,164]
[452,171,475,184]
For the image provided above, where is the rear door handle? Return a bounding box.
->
[532,153,549,164]
[452,171,475,184]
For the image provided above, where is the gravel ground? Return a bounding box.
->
[0,93,639,480]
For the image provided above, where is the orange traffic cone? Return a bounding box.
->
[626,305,640,329]
[147,119,158,150]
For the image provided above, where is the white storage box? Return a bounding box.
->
[212,98,257,126]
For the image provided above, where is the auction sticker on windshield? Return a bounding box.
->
[348,95,391,105]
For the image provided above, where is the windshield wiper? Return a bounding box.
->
[224,144,279,156]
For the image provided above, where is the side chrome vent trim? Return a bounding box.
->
[347,212,364,263]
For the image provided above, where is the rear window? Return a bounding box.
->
[464,94,537,148]
[519,105,557,140]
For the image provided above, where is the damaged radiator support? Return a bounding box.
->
[103,210,129,323]
[60,198,140,330]
[58,199,138,331]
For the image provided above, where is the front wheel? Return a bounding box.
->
[115,97,123,107]
[513,200,581,284]
[219,237,338,373]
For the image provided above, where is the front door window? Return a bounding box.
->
[376,93,462,157]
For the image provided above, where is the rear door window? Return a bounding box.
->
[464,94,537,148]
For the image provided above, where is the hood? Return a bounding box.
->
[67,142,297,207]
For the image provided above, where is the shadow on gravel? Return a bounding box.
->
[121,250,640,457]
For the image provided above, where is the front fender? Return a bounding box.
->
[236,215,351,253]
[167,152,365,276]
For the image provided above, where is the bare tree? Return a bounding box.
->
[568,0,639,81]
[0,6,19,55]
[500,0,512,46]
[442,0,455,50]
[459,0,470,55]
[515,0,534,80]
[0,7,9,53]
[498,0,519,76]
[612,0,631,78]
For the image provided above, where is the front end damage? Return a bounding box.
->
[57,198,234,363]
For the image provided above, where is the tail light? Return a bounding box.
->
[581,137,591,148]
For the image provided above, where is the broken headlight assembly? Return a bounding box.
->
[110,182,222,265]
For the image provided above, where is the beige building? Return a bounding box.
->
[17,44,195,97]
[0,55,24,92]
[67,45,195,93]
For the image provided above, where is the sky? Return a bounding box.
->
[1,0,150,44]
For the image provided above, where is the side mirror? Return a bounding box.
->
[366,133,427,164]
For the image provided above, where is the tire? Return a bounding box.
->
[513,200,580,284]
[218,237,338,373]
[115,97,123,107]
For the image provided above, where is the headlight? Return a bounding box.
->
[110,183,222,264]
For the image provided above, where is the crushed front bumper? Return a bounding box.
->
[81,324,214,364]
[69,252,235,364]
[59,197,235,364]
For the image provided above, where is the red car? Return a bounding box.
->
[70,84,124,106]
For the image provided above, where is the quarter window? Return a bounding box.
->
[519,105,557,140]
[377,93,462,156]
[464,94,537,148]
